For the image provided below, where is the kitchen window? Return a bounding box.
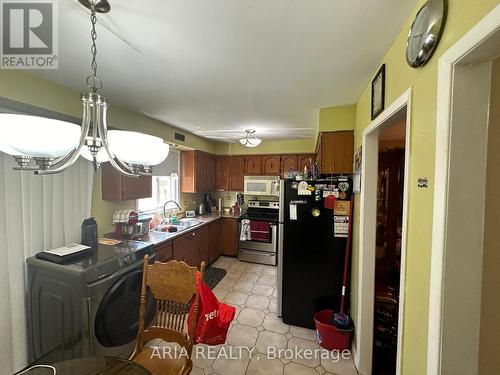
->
[137,149,180,212]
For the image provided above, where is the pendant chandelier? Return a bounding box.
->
[0,0,168,176]
[239,129,262,148]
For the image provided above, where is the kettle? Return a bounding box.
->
[81,217,98,248]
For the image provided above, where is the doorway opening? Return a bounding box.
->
[373,112,406,375]
[355,89,411,375]
[429,5,500,375]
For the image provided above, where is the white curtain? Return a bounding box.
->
[0,153,93,374]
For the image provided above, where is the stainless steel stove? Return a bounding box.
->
[238,200,279,265]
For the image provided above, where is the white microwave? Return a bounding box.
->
[244,176,280,196]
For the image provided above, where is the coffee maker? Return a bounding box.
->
[203,193,213,213]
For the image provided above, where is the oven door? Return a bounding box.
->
[239,221,278,253]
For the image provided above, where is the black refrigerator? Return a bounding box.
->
[277,177,353,329]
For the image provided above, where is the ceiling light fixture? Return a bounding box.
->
[0,0,168,176]
[239,129,262,148]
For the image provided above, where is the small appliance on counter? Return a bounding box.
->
[203,192,213,213]
[81,217,98,248]
[112,209,151,239]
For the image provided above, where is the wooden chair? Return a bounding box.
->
[130,255,206,375]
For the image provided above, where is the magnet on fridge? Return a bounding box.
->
[291,182,299,190]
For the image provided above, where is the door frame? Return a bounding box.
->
[355,88,412,375]
[427,5,500,375]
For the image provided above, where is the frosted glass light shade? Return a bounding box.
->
[81,146,109,163]
[239,137,262,147]
[2,114,80,157]
[0,122,24,155]
[108,130,169,166]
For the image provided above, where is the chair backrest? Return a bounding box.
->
[134,255,206,356]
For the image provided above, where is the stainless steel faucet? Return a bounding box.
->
[163,200,182,219]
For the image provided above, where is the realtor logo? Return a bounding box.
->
[1,0,58,69]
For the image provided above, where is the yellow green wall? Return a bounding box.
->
[215,138,316,155]
[319,104,356,132]
[350,2,500,374]
[0,70,218,231]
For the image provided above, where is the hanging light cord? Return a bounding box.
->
[86,4,102,93]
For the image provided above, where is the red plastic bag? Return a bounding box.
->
[188,272,236,345]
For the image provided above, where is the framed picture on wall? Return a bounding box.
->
[371,64,385,120]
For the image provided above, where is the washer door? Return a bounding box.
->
[94,269,156,347]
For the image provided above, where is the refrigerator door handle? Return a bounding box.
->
[277,222,284,317]
[279,180,285,222]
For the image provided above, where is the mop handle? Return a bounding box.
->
[340,195,354,314]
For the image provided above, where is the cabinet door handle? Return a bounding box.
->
[192,232,196,237]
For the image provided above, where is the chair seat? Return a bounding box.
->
[133,346,193,375]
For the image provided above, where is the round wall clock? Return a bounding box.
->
[406,0,446,68]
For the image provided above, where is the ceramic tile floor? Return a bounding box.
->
[189,256,359,375]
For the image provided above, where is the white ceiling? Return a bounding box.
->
[30,0,416,142]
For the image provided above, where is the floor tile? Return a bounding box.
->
[232,281,255,293]
[263,313,290,334]
[213,288,229,301]
[290,325,317,341]
[287,337,320,367]
[238,308,266,327]
[226,324,259,347]
[284,362,319,375]
[191,367,205,375]
[192,344,222,369]
[255,330,288,354]
[240,272,260,283]
[252,284,274,296]
[320,353,357,375]
[212,345,251,375]
[217,278,237,290]
[246,295,270,310]
[262,267,277,276]
[224,291,249,305]
[229,263,248,273]
[257,275,276,286]
[269,298,278,313]
[246,353,284,375]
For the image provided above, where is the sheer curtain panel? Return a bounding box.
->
[0,153,93,374]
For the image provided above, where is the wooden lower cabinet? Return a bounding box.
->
[198,225,209,265]
[172,226,209,267]
[155,242,173,263]
[173,230,200,266]
[208,220,222,264]
[221,218,239,256]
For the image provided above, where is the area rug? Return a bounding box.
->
[203,266,227,289]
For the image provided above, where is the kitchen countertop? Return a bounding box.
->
[104,211,241,246]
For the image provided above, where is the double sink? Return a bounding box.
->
[152,218,203,237]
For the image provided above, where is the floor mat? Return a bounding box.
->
[204,266,227,289]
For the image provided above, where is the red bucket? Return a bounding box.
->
[314,310,353,350]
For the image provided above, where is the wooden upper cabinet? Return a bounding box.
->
[262,155,281,176]
[229,156,245,191]
[216,156,230,191]
[320,131,354,174]
[181,150,216,193]
[298,154,315,172]
[245,155,262,175]
[102,162,152,201]
[281,155,298,174]
[206,154,216,191]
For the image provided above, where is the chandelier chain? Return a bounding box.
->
[86,5,103,92]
